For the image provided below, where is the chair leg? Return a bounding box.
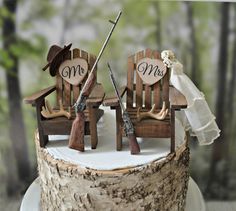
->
[38,129,48,147]
[36,99,48,147]
[116,106,122,151]
[170,108,175,153]
[89,106,98,149]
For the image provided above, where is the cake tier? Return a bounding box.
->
[35,107,190,210]
[36,139,189,211]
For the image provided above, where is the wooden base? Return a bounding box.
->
[35,132,190,211]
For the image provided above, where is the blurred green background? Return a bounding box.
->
[0,0,236,210]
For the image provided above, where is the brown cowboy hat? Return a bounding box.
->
[42,43,72,76]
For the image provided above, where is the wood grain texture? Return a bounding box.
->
[171,108,175,153]
[144,48,152,109]
[81,50,88,63]
[72,48,80,104]
[36,99,48,147]
[162,68,170,109]
[41,109,104,135]
[89,54,97,78]
[68,112,85,151]
[153,51,161,109]
[116,106,122,151]
[56,59,63,106]
[86,83,105,106]
[63,50,72,106]
[80,50,89,88]
[135,50,144,108]
[127,55,135,108]
[169,86,187,109]
[88,106,98,149]
[122,116,171,138]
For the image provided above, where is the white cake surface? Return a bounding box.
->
[46,106,186,170]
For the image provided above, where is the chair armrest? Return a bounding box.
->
[103,86,127,107]
[24,85,56,106]
[169,86,187,110]
[86,83,105,106]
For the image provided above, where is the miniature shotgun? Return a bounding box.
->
[107,63,140,154]
[69,11,122,151]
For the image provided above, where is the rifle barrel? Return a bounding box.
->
[107,63,126,112]
[107,63,141,155]
[75,11,122,106]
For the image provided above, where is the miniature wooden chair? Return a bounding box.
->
[24,48,105,149]
[103,49,187,153]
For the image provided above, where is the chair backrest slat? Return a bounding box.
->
[56,73,63,105]
[127,55,135,108]
[126,49,169,110]
[80,50,89,89]
[89,54,97,79]
[63,50,72,106]
[162,71,170,108]
[55,48,96,107]
[72,48,80,104]
[153,50,161,109]
[135,50,144,108]
[144,48,152,109]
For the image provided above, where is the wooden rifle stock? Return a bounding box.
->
[68,74,96,152]
[68,111,85,151]
[128,134,140,155]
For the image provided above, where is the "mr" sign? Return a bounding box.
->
[59,58,88,85]
[136,58,167,85]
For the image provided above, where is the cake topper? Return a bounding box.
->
[69,11,122,152]
[59,58,88,85]
[161,50,220,145]
[41,99,71,119]
[136,102,168,122]
[42,43,72,76]
[136,58,167,85]
[108,63,140,155]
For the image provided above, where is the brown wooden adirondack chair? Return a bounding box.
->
[103,49,187,153]
[24,48,105,149]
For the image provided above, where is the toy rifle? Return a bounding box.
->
[107,63,140,154]
[69,11,122,151]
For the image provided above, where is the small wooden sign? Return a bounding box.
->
[59,58,88,85]
[136,58,167,85]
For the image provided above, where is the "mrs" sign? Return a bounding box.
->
[136,58,167,85]
[59,58,88,85]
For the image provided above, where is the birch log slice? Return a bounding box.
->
[35,108,190,211]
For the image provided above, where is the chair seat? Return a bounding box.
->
[41,108,104,135]
[121,109,171,138]
[50,107,91,120]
